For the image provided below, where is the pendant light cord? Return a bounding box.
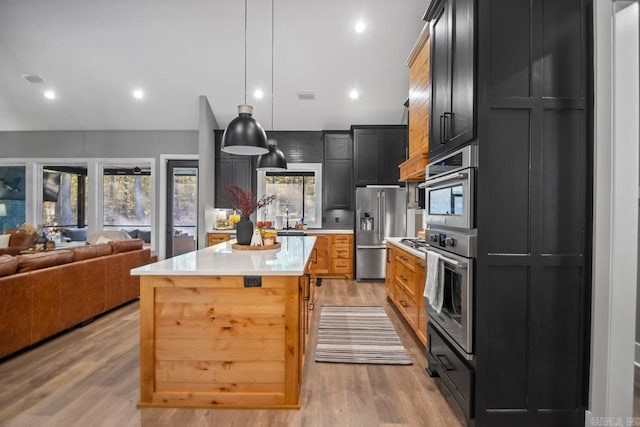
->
[244,0,248,105]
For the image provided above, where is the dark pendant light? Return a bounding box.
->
[221,0,268,156]
[257,139,287,171]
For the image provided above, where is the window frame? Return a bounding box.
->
[257,163,323,229]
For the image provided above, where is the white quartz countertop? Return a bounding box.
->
[208,229,353,235]
[131,236,317,276]
[386,237,426,260]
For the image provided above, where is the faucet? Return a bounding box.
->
[285,208,289,230]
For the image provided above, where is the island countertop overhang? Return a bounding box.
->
[131,235,317,276]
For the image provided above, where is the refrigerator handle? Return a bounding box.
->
[377,191,382,242]
[381,191,386,241]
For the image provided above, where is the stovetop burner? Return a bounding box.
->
[400,238,428,252]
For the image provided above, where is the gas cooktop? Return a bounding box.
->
[399,238,428,252]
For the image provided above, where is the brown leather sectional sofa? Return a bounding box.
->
[0,238,151,359]
[0,230,37,256]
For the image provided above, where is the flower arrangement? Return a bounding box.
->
[223,185,276,217]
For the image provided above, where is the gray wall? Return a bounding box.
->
[198,97,217,249]
[0,130,198,157]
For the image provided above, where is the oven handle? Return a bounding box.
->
[426,249,468,269]
[419,172,468,188]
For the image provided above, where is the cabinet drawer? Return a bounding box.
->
[331,258,352,273]
[427,323,474,420]
[332,234,352,244]
[394,263,416,300]
[395,250,416,272]
[395,284,418,329]
[207,234,231,246]
[332,244,352,259]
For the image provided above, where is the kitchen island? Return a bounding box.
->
[131,236,316,409]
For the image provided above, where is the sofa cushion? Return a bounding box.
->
[17,252,57,273]
[72,245,98,262]
[0,234,10,249]
[0,254,18,277]
[110,238,143,254]
[126,229,139,239]
[9,231,36,248]
[62,228,87,242]
[87,230,131,245]
[94,243,113,257]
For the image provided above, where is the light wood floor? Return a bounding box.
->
[0,279,462,427]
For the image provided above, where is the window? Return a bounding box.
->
[102,165,152,235]
[257,163,322,228]
[42,165,88,229]
[0,165,26,232]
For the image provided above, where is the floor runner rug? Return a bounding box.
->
[315,306,413,365]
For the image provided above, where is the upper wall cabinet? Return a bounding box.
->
[352,125,407,186]
[214,132,254,208]
[426,0,475,160]
[323,132,353,210]
[400,23,431,182]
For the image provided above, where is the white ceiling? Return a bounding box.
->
[0,0,427,131]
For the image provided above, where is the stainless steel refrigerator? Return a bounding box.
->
[355,186,407,281]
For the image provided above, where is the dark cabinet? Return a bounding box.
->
[214,133,254,208]
[323,133,353,210]
[352,126,407,186]
[427,0,475,160]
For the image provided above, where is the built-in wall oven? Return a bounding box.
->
[424,228,475,355]
[421,144,477,421]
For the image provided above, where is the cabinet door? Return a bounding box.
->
[430,0,452,159]
[311,235,330,274]
[385,245,396,299]
[215,158,234,207]
[449,0,475,146]
[379,129,407,184]
[353,129,380,186]
[215,156,252,208]
[325,160,353,209]
[324,133,352,160]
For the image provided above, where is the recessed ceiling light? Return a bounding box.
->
[254,89,264,99]
[349,89,359,100]
[44,90,56,100]
[133,89,144,99]
[355,21,365,33]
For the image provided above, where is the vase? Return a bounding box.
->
[236,216,253,245]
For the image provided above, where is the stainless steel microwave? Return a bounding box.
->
[420,144,477,230]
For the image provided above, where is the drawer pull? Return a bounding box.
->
[399,275,407,281]
[399,299,408,308]
[436,354,456,371]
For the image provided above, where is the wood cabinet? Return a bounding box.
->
[324,132,353,210]
[352,126,408,186]
[400,23,431,182]
[385,243,426,346]
[427,0,475,160]
[310,234,330,274]
[207,233,232,246]
[308,233,353,279]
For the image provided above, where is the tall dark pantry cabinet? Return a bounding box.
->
[425,0,593,426]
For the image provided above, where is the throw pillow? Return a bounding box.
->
[0,234,10,249]
[138,230,151,243]
[95,235,111,245]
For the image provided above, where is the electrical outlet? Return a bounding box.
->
[244,276,262,288]
[334,217,340,223]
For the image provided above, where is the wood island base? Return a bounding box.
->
[138,274,310,409]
